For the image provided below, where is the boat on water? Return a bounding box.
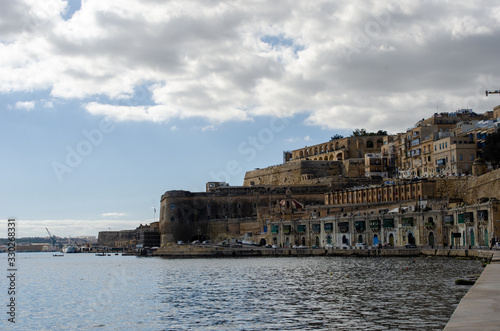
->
[95,252,107,256]
[53,253,64,257]
[63,245,78,253]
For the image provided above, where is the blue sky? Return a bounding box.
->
[1,0,500,237]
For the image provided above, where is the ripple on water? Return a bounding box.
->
[5,253,483,330]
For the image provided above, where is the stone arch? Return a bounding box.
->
[407,231,415,245]
[335,142,340,150]
[377,139,383,148]
[342,235,349,245]
[299,150,304,158]
[367,140,374,148]
[301,237,306,246]
[373,234,379,246]
[326,234,332,244]
[428,232,435,247]
[329,155,334,161]
[315,236,320,247]
[319,157,323,161]
[259,238,266,246]
[336,152,343,161]
[358,234,363,243]
[389,233,394,246]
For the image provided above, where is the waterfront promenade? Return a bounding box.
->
[444,250,500,330]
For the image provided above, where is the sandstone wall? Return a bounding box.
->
[98,230,136,247]
[243,160,343,186]
[467,168,500,203]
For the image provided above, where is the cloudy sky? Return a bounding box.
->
[2,0,500,237]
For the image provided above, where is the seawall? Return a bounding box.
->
[154,246,494,260]
[444,250,500,330]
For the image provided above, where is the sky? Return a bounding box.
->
[2,0,500,238]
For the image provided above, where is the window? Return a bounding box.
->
[470,154,474,161]
[459,154,463,161]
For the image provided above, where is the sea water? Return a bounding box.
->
[1,252,483,330]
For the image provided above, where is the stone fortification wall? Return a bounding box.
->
[434,178,470,202]
[159,185,329,245]
[343,159,365,177]
[243,160,343,186]
[467,168,500,203]
[432,169,500,204]
[98,230,136,247]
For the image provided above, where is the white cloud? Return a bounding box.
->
[15,101,35,111]
[42,99,53,108]
[101,212,127,217]
[17,219,142,237]
[2,0,500,132]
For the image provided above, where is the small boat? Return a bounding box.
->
[53,253,64,257]
[95,252,106,256]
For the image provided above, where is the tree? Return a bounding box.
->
[330,134,344,141]
[483,132,500,169]
[351,128,367,137]
[376,130,388,136]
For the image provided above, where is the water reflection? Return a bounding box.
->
[156,256,482,330]
[9,253,482,330]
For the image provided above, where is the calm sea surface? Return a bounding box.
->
[1,252,484,330]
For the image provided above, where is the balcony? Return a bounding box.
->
[425,221,435,229]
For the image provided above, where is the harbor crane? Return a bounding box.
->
[46,228,57,246]
[485,90,500,96]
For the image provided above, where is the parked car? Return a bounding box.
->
[355,243,368,249]
[191,240,201,244]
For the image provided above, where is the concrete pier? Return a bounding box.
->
[444,250,500,330]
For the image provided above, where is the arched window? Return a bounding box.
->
[367,140,374,148]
